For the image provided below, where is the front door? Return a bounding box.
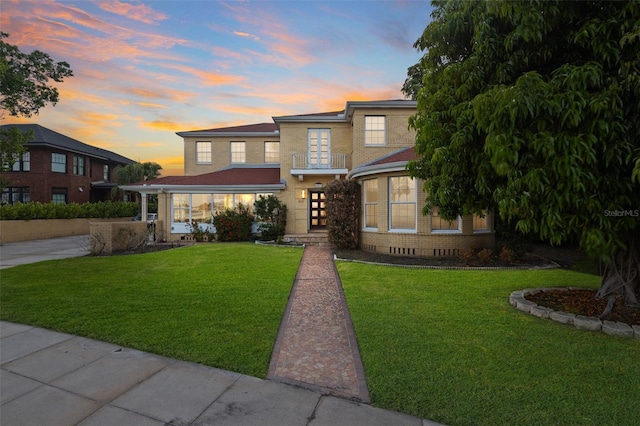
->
[309,190,326,230]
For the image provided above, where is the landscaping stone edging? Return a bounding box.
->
[510,288,640,340]
[334,256,560,270]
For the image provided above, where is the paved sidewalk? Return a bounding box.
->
[1,321,439,426]
[268,245,369,402]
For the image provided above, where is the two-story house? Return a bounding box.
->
[1,124,137,204]
[123,100,494,257]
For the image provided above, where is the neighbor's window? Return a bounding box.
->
[365,116,386,146]
[389,176,416,230]
[473,210,490,233]
[52,153,66,173]
[363,179,378,229]
[196,141,212,164]
[73,155,85,176]
[52,188,67,204]
[431,207,461,233]
[231,141,246,163]
[11,152,30,172]
[103,165,109,180]
[265,141,279,163]
[2,187,30,204]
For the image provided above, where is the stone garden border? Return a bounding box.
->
[510,287,640,340]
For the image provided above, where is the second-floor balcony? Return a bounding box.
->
[291,152,349,179]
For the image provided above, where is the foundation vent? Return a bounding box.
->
[433,248,459,257]
[389,247,416,256]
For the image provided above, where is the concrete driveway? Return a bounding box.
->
[0,235,90,269]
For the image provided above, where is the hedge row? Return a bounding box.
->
[0,201,138,220]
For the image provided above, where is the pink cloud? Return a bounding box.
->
[98,0,168,25]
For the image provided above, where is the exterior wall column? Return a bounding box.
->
[141,192,148,218]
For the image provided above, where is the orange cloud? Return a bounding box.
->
[98,1,168,25]
[139,120,181,132]
[233,31,260,41]
[162,63,247,87]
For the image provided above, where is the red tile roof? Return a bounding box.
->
[142,167,281,186]
[368,147,416,165]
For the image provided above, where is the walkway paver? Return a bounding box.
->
[268,245,370,402]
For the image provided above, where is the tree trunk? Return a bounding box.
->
[595,239,640,311]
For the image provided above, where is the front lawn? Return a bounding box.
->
[338,262,640,426]
[0,243,303,378]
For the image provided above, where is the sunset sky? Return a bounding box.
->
[2,0,432,176]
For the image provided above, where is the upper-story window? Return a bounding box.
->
[365,116,386,146]
[11,151,30,171]
[363,179,378,229]
[103,165,109,181]
[51,153,66,173]
[431,207,462,233]
[231,141,246,163]
[196,141,212,164]
[389,176,416,231]
[265,141,279,163]
[308,129,330,168]
[73,155,85,176]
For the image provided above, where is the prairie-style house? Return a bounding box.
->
[1,124,136,204]
[124,100,494,256]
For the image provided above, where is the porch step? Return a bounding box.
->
[283,233,329,246]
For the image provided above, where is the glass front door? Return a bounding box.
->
[309,190,326,229]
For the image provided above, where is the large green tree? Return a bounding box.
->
[1,33,73,191]
[406,0,640,309]
[112,162,163,199]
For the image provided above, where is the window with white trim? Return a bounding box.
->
[264,141,279,163]
[365,116,386,146]
[52,153,66,173]
[431,207,462,233]
[103,165,109,180]
[363,179,378,229]
[389,176,416,231]
[196,141,212,164]
[231,141,246,163]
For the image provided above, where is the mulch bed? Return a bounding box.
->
[526,289,640,326]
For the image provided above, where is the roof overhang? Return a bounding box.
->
[120,182,287,194]
[347,161,409,180]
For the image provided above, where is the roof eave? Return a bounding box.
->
[347,161,410,179]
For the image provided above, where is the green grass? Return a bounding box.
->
[337,262,640,426]
[0,243,303,378]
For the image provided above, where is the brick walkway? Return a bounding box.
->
[268,245,370,403]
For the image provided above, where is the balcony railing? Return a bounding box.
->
[292,152,347,170]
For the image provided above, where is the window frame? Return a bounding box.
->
[11,151,30,172]
[430,207,462,234]
[52,188,67,204]
[51,152,67,173]
[196,141,212,164]
[264,141,280,163]
[362,179,378,230]
[73,155,85,176]
[2,187,30,204]
[230,141,246,163]
[388,176,416,232]
[364,115,386,146]
[103,165,109,181]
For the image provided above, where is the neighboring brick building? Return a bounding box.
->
[1,124,136,204]
[123,100,494,256]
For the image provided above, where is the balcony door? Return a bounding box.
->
[308,129,330,168]
[309,190,327,230]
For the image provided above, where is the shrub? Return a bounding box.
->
[499,246,516,263]
[0,201,138,220]
[254,195,287,241]
[213,203,254,242]
[458,247,475,264]
[325,180,360,249]
[188,221,214,242]
[477,248,493,264]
